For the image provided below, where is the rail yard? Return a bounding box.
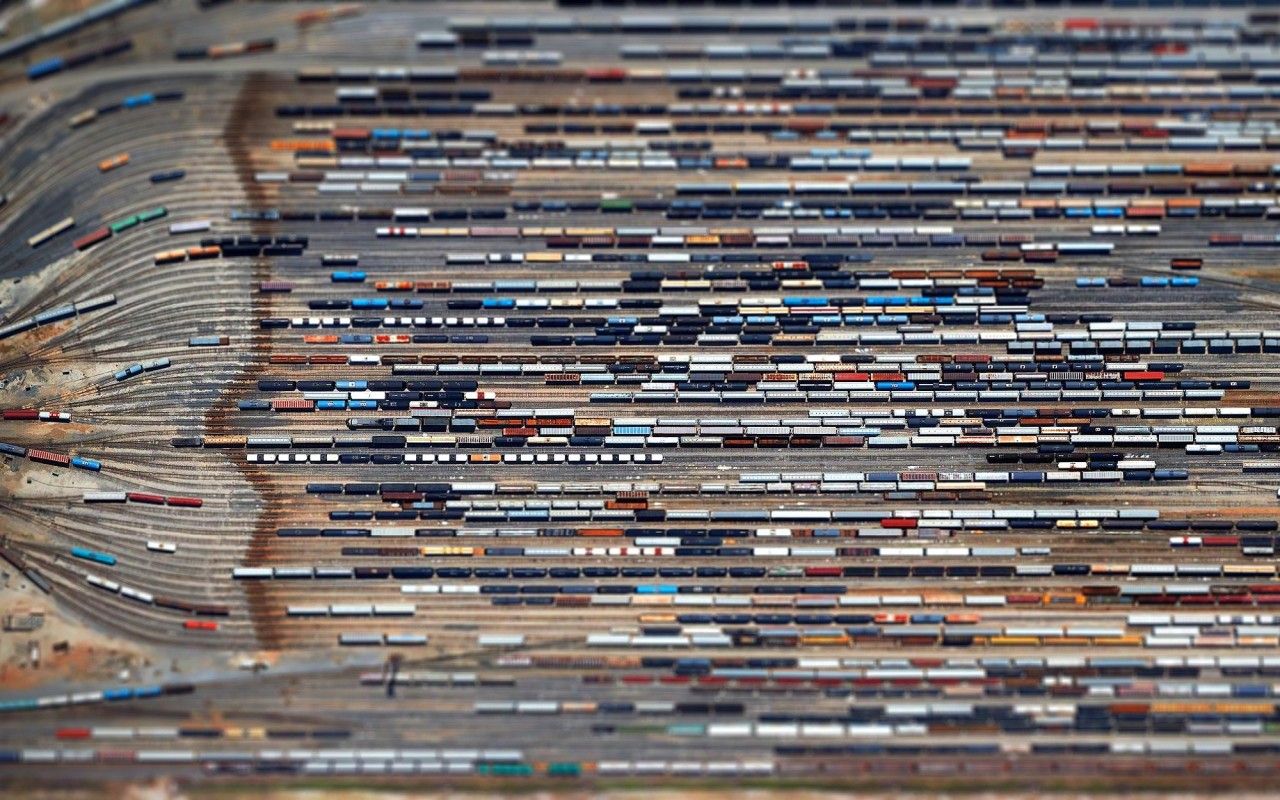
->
[3,0,1280,792]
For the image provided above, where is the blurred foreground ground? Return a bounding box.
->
[3,785,1271,800]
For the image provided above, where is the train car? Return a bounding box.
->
[84,491,126,503]
[98,153,129,172]
[73,227,112,250]
[27,56,65,80]
[71,547,117,566]
[110,215,139,234]
[69,109,97,128]
[169,219,210,235]
[28,217,75,248]
[28,449,71,466]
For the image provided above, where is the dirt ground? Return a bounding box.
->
[0,0,101,40]
[0,578,156,690]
